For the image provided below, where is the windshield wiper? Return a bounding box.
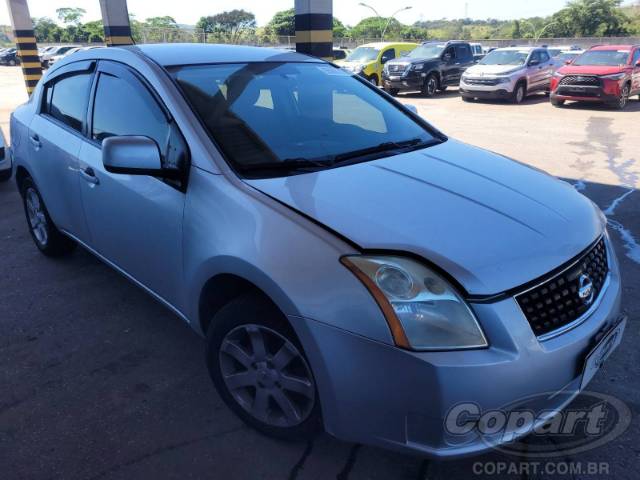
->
[237,157,333,174]
[332,137,440,164]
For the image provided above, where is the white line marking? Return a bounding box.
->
[603,189,635,216]
[607,220,640,265]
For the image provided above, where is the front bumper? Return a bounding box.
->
[459,76,517,99]
[552,78,622,103]
[382,71,425,91]
[292,239,623,458]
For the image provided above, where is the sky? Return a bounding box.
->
[0,0,632,27]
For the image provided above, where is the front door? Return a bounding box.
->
[77,61,189,308]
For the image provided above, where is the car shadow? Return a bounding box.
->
[556,98,640,113]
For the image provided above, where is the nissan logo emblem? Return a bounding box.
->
[578,274,595,306]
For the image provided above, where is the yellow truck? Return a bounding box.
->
[336,42,418,86]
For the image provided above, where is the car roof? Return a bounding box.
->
[356,42,417,49]
[494,46,537,52]
[590,44,638,51]
[134,43,322,66]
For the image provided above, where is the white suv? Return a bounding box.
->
[0,128,10,182]
[460,47,554,103]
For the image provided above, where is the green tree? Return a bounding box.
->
[266,8,295,36]
[82,20,104,43]
[56,7,86,26]
[351,16,402,39]
[33,17,62,42]
[196,9,256,42]
[550,0,628,37]
[512,20,522,38]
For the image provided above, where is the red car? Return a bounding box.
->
[550,44,640,109]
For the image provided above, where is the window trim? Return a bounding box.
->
[39,62,96,138]
[87,60,191,191]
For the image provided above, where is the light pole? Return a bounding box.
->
[358,2,412,41]
[534,22,557,44]
[382,7,413,40]
[519,20,557,45]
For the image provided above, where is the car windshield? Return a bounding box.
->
[346,47,379,62]
[480,50,529,65]
[557,52,579,62]
[573,50,630,66]
[408,44,444,59]
[171,62,439,177]
[547,49,562,57]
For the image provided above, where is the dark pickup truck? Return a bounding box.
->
[382,41,476,96]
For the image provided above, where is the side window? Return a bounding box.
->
[633,49,640,65]
[92,72,188,171]
[43,72,92,132]
[381,48,395,64]
[455,45,470,61]
[540,51,550,63]
[444,46,456,60]
[529,51,541,64]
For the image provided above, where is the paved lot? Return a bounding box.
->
[1,66,639,479]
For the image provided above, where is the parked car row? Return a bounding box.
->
[337,41,640,110]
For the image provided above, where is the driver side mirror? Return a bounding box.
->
[102,136,163,176]
[381,56,391,64]
[443,53,452,62]
[565,59,574,65]
[528,59,540,66]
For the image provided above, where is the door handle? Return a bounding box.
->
[79,166,99,185]
[29,134,41,149]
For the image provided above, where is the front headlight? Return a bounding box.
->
[496,77,511,84]
[412,63,424,71]
[553,71,564,78]
[341,255,488,351]
[354,64,367,73]
[600,72,625,80]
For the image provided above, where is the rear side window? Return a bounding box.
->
[539,51,550,63]
[44,73,92,132]
[455,45,471,61]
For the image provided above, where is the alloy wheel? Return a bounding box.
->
[218,324,315,428]
[426,77,437,96]
[25,187,48,246]
[619,85,630,109]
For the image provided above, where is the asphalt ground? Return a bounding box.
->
[0,66,638,479]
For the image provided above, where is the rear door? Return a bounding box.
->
[77,60,189,307]
[27,61,94,240]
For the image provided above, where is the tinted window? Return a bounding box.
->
[381,49,396,63]
[529,51,541,64]
[172,62,438,177]
[455,45,471,60]
[92,72,187,171]
[45,73,92,132]
[539,51,550,63]
[93,73,168,146]
[574,50,630,67]
[633,49,640,65]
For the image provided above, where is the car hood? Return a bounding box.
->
[464,64,525,76]
[387,57,439,67]
[246,140,602,296]
[557,65,627,75]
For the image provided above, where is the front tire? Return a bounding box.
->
[206,292,322,441]
[422,73,438,97]
[610,84,630,110]
[384,87,399,96]
[9,59,16,66]
[551,98,565,107]
[20,177,77,257]
[461,95,473,102]
[367,74,379,86]
[511,82,527,104]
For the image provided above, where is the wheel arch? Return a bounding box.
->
[195,258,301,337]
[15,165,32,192]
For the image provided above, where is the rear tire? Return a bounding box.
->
[384,87,399,96]
[551,98,565,107]
[19,177,77,257]
[206,292,322,441]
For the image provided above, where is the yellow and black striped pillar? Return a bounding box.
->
[295,0,333,60]
[99,0,134,46]
[4,0,42,95]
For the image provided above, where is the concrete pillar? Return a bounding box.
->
[4,0,42,95]
[295,0,332,60]
[99,0,134,46]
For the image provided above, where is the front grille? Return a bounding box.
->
[516,238,609,338]
[465,77,500,86]
[387,63,408,74]
[559,75,601,87]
